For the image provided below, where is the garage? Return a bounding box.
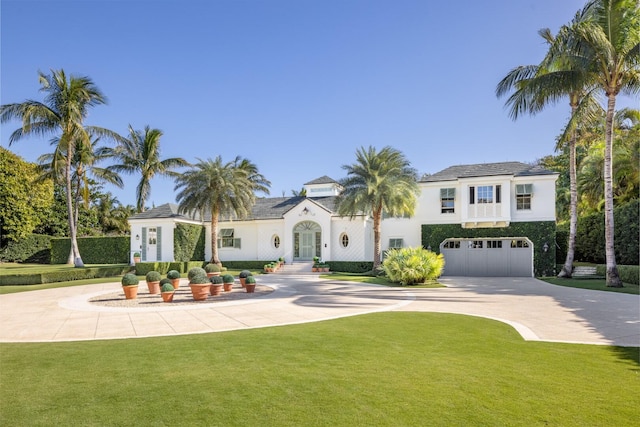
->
[440,238,533,277]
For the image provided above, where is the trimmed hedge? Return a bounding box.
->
[51,236,129,264]
[0,265,131,286]
[327,261,374,274]
[135,261,204,275]
[422,221,556,277]
[220,261,275,270]
[595,265,639,286]
[0,234,51,263]
[174,223,205,262]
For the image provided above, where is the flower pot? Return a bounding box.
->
[206,272,220,278]
[123,285,138,299]
[239,278,246,287]
[147,281,161,294]
[161,291,175,302]
[171,278,181,290]
[133,257,141,263]
[189,284,211,301]
[245,283,256,293]
[223,283,234,292]
[210,284,223,296]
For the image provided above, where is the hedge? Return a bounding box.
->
[0,265,131,286]
[326,261,374,274]
[220,261,275,270]
[0,234,51,263]
[421,221,556,277]
[174,223,205,262]
[51,236,130,264]
[595,265,639,286]
[135,261,206,275]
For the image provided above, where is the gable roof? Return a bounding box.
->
[304,175,339,185]
[421,162,557,182]
[128,204,203,221]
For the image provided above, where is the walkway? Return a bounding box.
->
[0,274,638,346]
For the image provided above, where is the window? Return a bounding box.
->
[487,240,502,249]
[218,228,241,248]
[440,188,455,213]
[510,239,529,248]
[477,186,493,204]
[148,227,157,245]
[340,233,349,248]
[516,184,532,210]
[468,240,483,249]
[389,238,404,249]
[273,235,280,249]
[443,241,460,249]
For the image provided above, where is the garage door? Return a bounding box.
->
[440,238,533,277]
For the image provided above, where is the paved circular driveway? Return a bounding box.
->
[0,275,638,346]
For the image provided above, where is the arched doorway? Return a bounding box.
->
[293,221,321,261]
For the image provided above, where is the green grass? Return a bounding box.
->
[323,273,444,288]
[0,312,637,426]
[539,277,639,295]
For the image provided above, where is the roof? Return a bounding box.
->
[129,196,339,222]
[420,162,557,182]
[304,175,339,185]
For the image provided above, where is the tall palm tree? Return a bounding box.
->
[174,156,270,264]
[552,0,639,287]
[107,125,188,212]
[496,20,602,279]
[0,69,117,266]
[336,146,419,270]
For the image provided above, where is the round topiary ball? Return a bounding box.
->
[239,270,252,278]
[245,276,256,284]
[166,270,181,280]
[222,274,234,283]
[210,275,224,284]
[204,263,221,273]
[160,281,174,293]
[146,271,162,282]
[121,273,139,286]
[188,267,207,281]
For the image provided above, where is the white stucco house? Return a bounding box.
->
[128,162,559,277]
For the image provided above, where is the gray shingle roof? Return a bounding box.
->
[130,196,339,222]
[304,175,338,185]
[420,162,557,182]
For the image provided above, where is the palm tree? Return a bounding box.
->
[107,125,189,212]
[552,0,639,287]
[336,146,420,270]
[0,69,117,266]
[496,20,602,279]
[174,156,270,264]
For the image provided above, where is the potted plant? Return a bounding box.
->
[188,267,210,300]
[204,263,222,277]
[313,256,319,263]
[209,275,224,296]
[133,252,141,263]
[166,269,181,289]
[160,279,175,302]
[244,275,257,293]
[121,273,139,299]
[145,271,162,294]
[238,270,252,287]
[279,256,285,266]
[222,274,234,292]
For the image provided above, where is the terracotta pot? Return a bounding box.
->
[206,272,221,278]
[147,281,161,294]
[189,284,211,301]
[245,283,256,293]
[223,283,234,292]
[123,285,138,299]
[161,291,175,302]
[210,284,223,296]
[133,257,141,263]
[239,277,246,287]
[171,278,181,290]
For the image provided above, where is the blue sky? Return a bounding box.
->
[1,0,635,207]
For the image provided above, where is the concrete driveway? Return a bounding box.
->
[0,275,637,346]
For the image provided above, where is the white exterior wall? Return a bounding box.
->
[379,217,422,251]
[330,216,371,261]
[283,200,333,263]
[128,218,184,262]
[510,176,557,222]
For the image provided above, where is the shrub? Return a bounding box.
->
[50,236,129,264]
[0,234,51,263]
[121,273,139,286]
[204,263,221,273]
[188,267,208,284]
[245,276,256,284]
[222,274,234,284]
[166,270,181,280]
[382,247,444,285]
[595,264,639,286]
[160,281,175,293]
[210,275,223,284]
[239,270,252,278]
[145,271,162,283]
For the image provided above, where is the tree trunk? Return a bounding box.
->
[559,101,579,278]
[65,153,84,267]
[603,93,621,287]
[372,206,382,270]
[210,208,220,264]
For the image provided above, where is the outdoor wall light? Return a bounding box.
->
[136,234,140,241]
[543,242,549,253]
[427,245,432,251]
[302,207,309,215]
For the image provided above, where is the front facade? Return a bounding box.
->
[128,163,558,277]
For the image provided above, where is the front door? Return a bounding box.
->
[146,227,157,262]
[293,221,321,261]
[301,232,315,259]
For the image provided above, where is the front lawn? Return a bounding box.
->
[322,273,444,288]
[1,312,637,426]
[539,277,639,295]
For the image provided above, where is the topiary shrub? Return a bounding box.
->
[166,270,181,280]
[145,271,162,283]
[188,267,207,281]
[121,273,139,286]
[382,247,444,285]
[210,275,223,284]
[239,270,252,278]
[160,279,174,293]
[245,276,256,284]
[222,274,234,283]
[204,263,221,273]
